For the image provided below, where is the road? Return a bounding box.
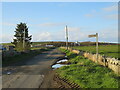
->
[0,50,2,89]
[2,48,64,89]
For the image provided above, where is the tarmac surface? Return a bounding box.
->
[2,48,64,89]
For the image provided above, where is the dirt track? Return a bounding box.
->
[2,48,64,89]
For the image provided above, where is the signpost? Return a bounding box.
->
[65,25,68,50]
[88,33,98,63]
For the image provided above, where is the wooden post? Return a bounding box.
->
[96,33,98,63]
[88,33,99,63]
[65,25,68,50]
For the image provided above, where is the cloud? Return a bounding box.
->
[1,26,118,43]
[84,5,118,20]
[85,14,94,18]
[98,28,118,42]
[102,5,118,20]
[32,30,65,42]
[67,27,118,42]
[85,10,96,18]
[32,32,52,41]
[1,34,14,43]
[104,14,118,20]
[103,5,118,12]
[38,22,65,27]
[41,17,50,20]
[31,27,89,42]
[2,22,16,26]
[57,3,68,7]
[67,27,90,41]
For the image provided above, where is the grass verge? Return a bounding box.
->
[56,48,120,88]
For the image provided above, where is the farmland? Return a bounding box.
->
[0,43,14,46]
[72,45,119,59]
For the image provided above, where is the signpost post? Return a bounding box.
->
[88,33,98,63]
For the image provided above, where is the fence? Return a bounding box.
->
[83,52,120,75]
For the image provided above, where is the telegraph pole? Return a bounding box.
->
[65,25,68,50]
[23,25,25,51]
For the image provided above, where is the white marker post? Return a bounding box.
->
[88,33,98,63]
[65,25,68,50]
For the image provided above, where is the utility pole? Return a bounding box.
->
[65,25,68,50]
[23,25,25,51]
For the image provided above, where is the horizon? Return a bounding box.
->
[1,41,119,44]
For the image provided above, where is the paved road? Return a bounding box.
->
[0,50,2,89]
[2,48,64,89]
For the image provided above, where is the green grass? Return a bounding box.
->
[1,42,49,50]
[56,48,120,88]
[72,45,119,59]
[32,42,50,45]
[1,43,14,46]
[31,47,47,50]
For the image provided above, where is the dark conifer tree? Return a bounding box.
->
[12,22,32,51]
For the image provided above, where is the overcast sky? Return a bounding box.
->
[1,2,118,43]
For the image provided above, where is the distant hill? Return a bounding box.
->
[1,41,119,47]
[32,41,119,47]
[79,41,119,46]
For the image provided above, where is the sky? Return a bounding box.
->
[1,2,118,43]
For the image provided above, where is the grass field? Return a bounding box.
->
[72,45,119,59]
[1,42,48,50]
[1,43,14,46]
[31,47,47,50]
[57,48,120,88]
[32,42,49,45]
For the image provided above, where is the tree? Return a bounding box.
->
[12,22,32,52]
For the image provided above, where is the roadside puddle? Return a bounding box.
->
[56,59,68,63]
[52,64,67,69]
[52,57,69,69]
[7,71,11,75]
